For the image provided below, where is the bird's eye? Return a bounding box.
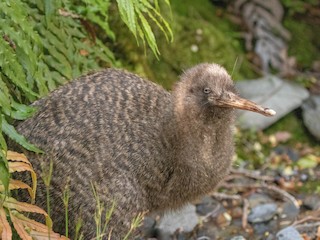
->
[203,88,211,94]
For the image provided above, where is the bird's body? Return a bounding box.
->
[14,63,274,239]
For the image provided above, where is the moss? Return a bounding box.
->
[284,19,320,69]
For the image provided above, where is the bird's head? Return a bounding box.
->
[173,63,276,120]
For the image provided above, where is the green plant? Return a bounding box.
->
[91,182,116,240]
[115,0,173,56]
[281,0,318,16]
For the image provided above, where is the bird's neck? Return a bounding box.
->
[159,104,235,209]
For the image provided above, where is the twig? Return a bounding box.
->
[242,199,249,230]
[219,182,261,189]
[219,182,300,209]
[211,192,242,201]
[261,184,300,209]
[293,216,320,226]
[294,222,320,231]
[230,169,274,181]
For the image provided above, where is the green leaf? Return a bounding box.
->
[1,115,43,154]
[0,116,7,154]
[0,115,9,195]
[137,12,159,56]
[0,76,12,117]
[10,102,36,120]
[0,38,39,100]
[297,155,319,169]
[44,0,55,25]
[116,0,137,39]
[0,160,10,195]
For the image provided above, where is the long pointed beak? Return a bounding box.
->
[217,93,276,117]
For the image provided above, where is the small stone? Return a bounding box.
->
[157,204,198,236]
[280,202,299,221]
[248,203,277,223]
[273,146,300,162]
[230,206,243,218]
[302,95,320,140]
[230,235,246,240]
[303,194,320,210]
[196,196,220,216]
[276,226,303,240]
[300,173,308,182]
[215,212,232,227]
[248,193,273,208]
[141,216,156,238]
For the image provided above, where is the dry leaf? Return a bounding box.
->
[274,131,292,143]
[3,196,48,216]
[30,230,68,240]
[8,161,34,173]
[10,212,33,240]
[8,161,37,200]
[79,49,89,56]
[7,151,32,165]
[0,179,33,199]
[0,207,12,240]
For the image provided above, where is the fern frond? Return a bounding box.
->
[1,116,43,154]
[115,0,172,57]
[0,38,39,100]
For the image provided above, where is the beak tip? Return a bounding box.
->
[265,108,276,116]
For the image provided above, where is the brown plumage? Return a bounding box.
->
[14,63,275,239]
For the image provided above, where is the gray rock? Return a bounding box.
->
[248,203,277,223]
[281,202,299,221]
[303,194,320,210]
[196,196,220,216]
[141,216,156,238]
[248,193,273,208]
[236,76,309,130]
[230,236,246,240]
[276,226,303,240]
[157,204,198,236]
[302,95,320,140]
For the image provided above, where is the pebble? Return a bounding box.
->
[196,196,220,216]
[248,203,277,223]
[303,194,320,210]
[248,193,273,208]
[274,146,300,162]
[156,204,198,237]
[276,226,303,240]
[302,95,320,140]
[280,202,299,221]
[230,236,246,240]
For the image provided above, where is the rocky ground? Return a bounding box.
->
[139,161,320,240]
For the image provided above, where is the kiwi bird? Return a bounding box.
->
[14,63,275,239]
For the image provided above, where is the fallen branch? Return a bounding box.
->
[293,216,320,226]
[242,199,249,230]
[261,184,300,209]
